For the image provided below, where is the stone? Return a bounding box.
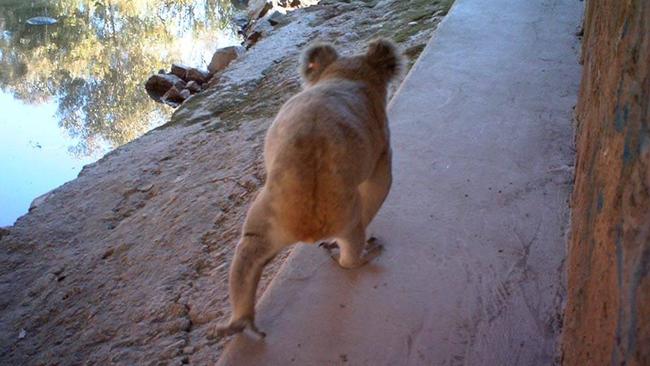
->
[245,31,263,48]
[267,11,290,27]
[272,0,312,8]
[0,227,9,240]
[244,15,274,48]
[206,75,221,88]
[186,81,201,93]
[208,46,245,74]
[136,183,153,192]
[248,0,273,20]
[145,74,187,102]
[231,0,249,9]
[273,0,291,7]
[30,190,54,211]
[179,89,191,100]
[161,86,186,107]
[170,64,190,79]
[185,68,209,84]
[233,13,249,30]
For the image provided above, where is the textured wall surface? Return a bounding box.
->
[562,1,649,365]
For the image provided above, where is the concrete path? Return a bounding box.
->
[218,0,582,364]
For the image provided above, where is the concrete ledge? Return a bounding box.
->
[218,0,582,364]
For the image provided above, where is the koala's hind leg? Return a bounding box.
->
[319,150,392,255]
[215,194,290,339]
[216,234,274,338]
[332,219,383,269]
[359,149,392,228]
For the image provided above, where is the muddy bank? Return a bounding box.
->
[0,1,450,364]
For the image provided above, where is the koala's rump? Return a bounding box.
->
[265,88,377,241]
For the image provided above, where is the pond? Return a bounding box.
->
[0,0,241,226]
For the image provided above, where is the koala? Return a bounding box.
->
[216,38,402,338]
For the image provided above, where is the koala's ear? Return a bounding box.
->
[300,43,338,84]
[365,38,402,80]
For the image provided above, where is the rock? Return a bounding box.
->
[136,183,153,192]
[145,74,187,102]
[273,0,291,7]
[185,68,209,84]
[0,227,9,240]
[267,11,290,27]
[179,89,191,100]
[161,339,186,358]
[248,0,273,20]
[30,190,54,211]
[161,86,186,107]
[186,81,202,93]
[244,15,274,48]
[208,46,245,74]
[233,13,250,30]
[232,0,249,10]
[50,265,65,276]
[170,64,190,79]
[246,31,264,48]
[206,75,221,88]
[273,0,311,9]
[101,248,114,259]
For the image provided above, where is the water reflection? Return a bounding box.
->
[0,0,240,225]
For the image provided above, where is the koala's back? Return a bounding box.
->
[264,79,384,241]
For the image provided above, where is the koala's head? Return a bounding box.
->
[299,38,402,87]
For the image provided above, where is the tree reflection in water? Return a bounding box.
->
[0,0,238,156]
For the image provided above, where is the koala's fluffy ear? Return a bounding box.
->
[300,43,338,84]
[365,38,402,80]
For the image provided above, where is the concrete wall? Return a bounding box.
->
[561,1,649,365]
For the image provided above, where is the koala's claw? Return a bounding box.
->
[362,237,383,263]
[211,319,266,340]
[247,323,267,339]
[320,237,384,267]
[318,240,341,264]
[318,240,339,251]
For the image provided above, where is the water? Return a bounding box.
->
[0,0,241,226]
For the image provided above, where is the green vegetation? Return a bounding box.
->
[378,0,453,43]
[0,0,235,155]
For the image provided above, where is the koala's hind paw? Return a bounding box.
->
[320,237,384,268]
[210,319,266,340]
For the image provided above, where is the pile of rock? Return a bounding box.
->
[145,46,245,108]
[145,0,312,108]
